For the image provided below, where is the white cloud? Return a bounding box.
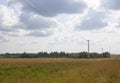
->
[0,4,19,27]
[0,35,9,43]
[84,0,101,9]
[28,30,53,37]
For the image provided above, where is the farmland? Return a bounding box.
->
[0,58,120,83]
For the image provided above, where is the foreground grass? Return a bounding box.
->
[0,58,120,83]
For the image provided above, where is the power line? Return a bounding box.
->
[23,0,88,53]
[26,0,87,43]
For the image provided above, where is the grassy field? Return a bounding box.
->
[0,58,120,83]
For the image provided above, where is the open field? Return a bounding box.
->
[0,58,120,83]
[111,55,120,58]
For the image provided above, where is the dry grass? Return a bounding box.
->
[0,58,120,83]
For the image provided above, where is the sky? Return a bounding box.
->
[0,0,120,54]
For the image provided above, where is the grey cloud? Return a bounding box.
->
[0,29,19,37]
[8,0,87,17]
[76,10,108,30]
[20,13,56,30]
[102,0,120,10]
[19,12,57,37]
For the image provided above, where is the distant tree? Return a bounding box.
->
[50,52,59,58]
[20,52,29,58]
[90,53,99,58]
[103,52,110,58]
[59,52,65,58]
[0,51,110,58]
[79,52,88,58]
[79,52,84,58]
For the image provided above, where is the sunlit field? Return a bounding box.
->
[0,58,120,83]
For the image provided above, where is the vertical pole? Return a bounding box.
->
[87,40,90,58]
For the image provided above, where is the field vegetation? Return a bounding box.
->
[0,58,120,83]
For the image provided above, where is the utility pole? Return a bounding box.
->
[87,40,90,58]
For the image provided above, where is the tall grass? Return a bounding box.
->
[0,58,120,83]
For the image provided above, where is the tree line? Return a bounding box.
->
[0,52,110,58]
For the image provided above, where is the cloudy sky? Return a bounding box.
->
[0,0,120,54]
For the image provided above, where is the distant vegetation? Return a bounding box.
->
[0,52,110,58]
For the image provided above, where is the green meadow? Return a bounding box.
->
[0,58,120,83]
